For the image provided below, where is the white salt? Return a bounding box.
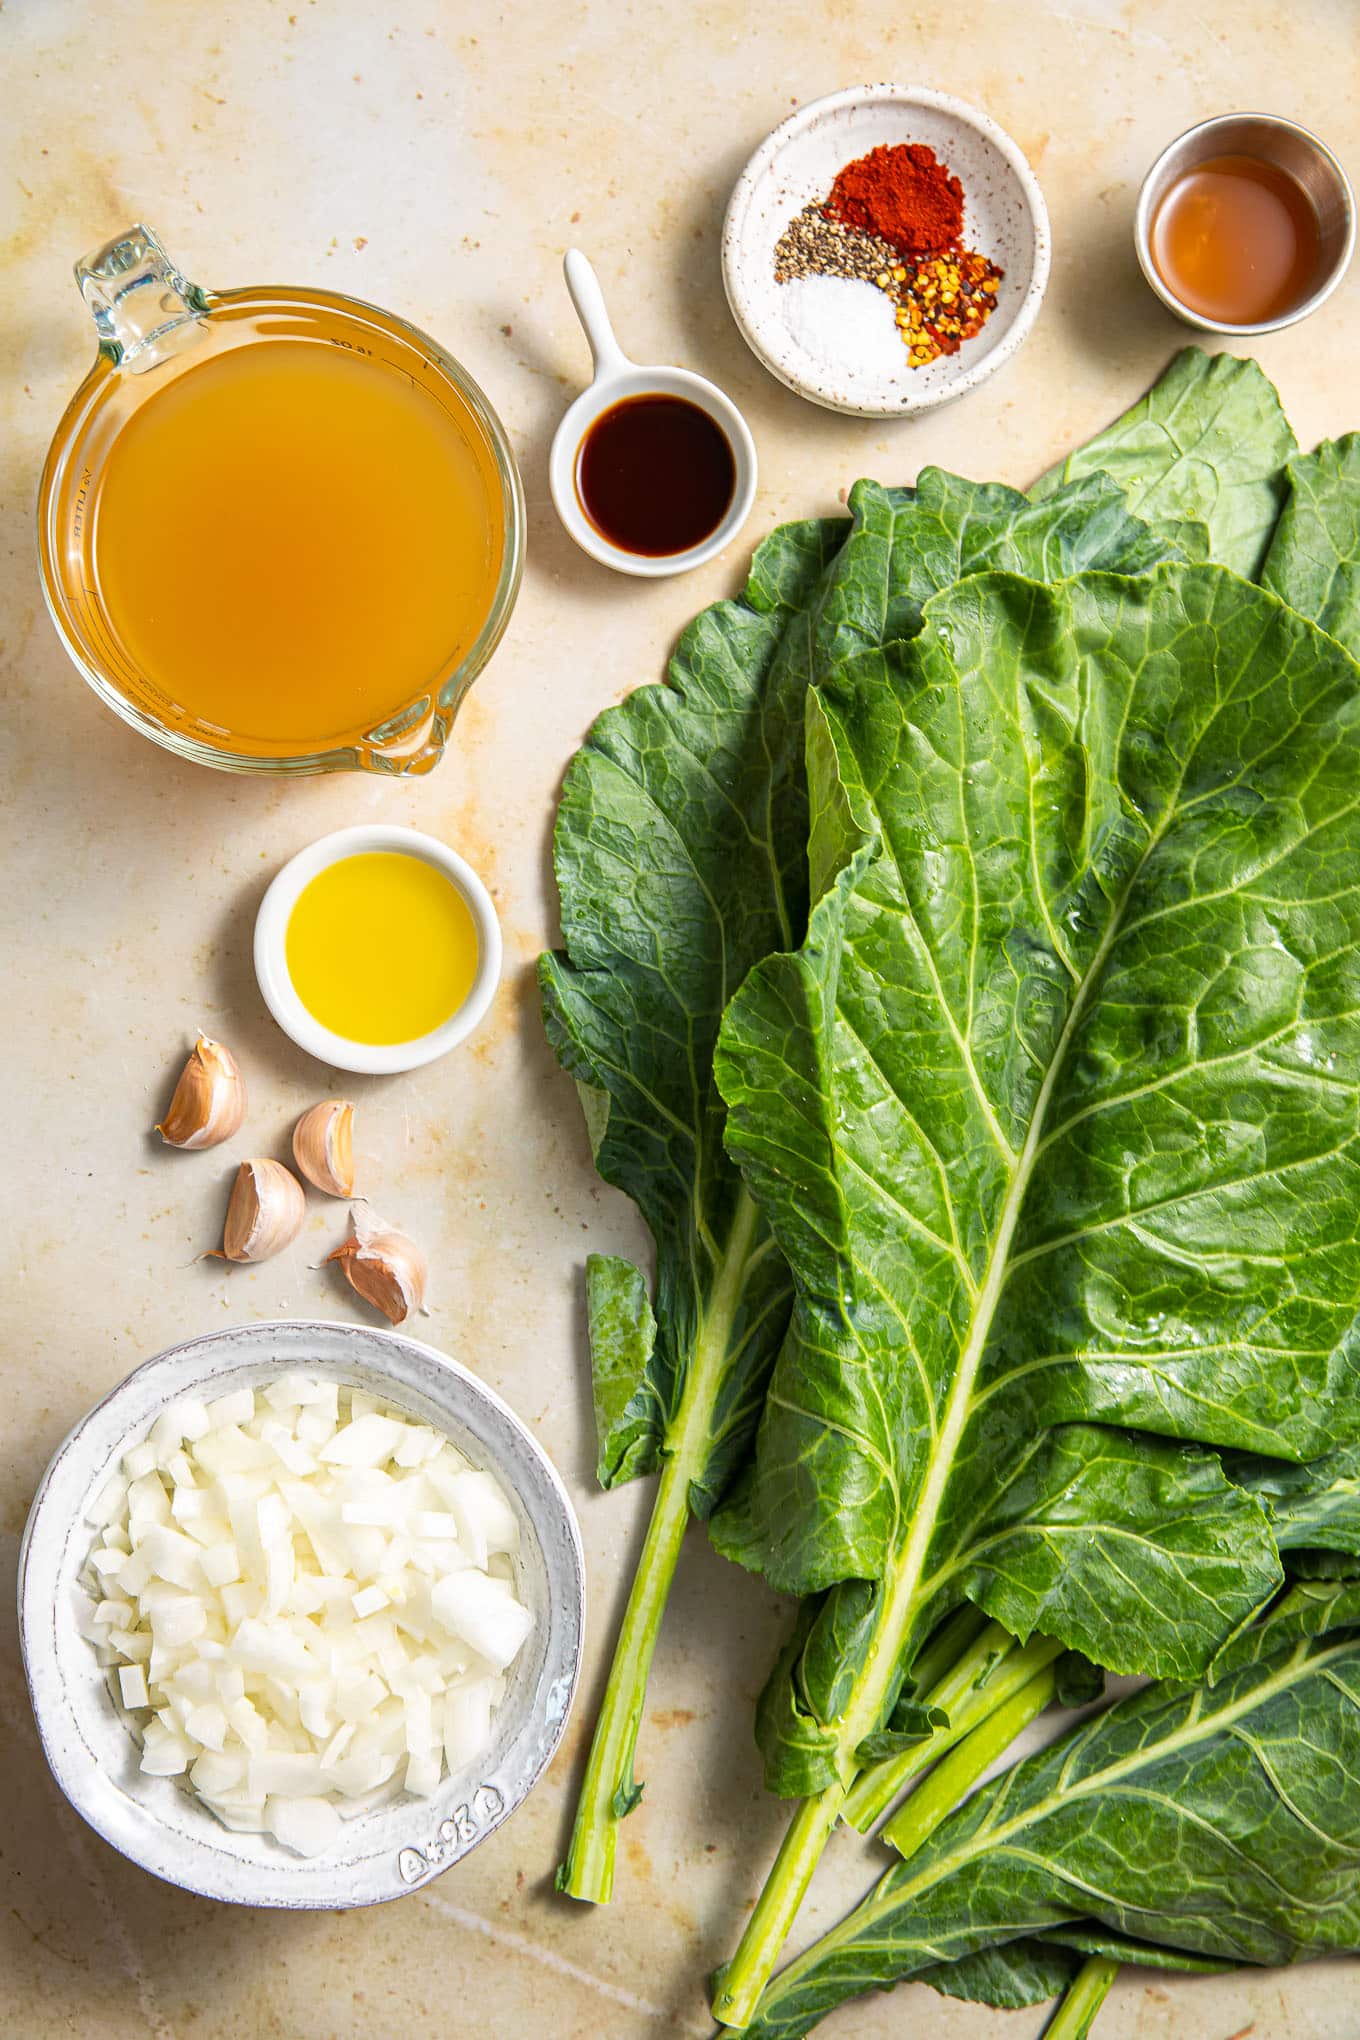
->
[780,275,906,383]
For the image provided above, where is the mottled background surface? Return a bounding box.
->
[3,2,1358,2034]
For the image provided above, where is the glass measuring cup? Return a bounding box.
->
[39,227,525,775]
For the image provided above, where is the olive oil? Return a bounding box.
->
[286,852,480,1044]
[89,339,505,752]
[1151,154,1319,325]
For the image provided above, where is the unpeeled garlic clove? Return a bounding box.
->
[292,1100,356,1197]
[156,1036,247,1150]
[219,1159,306,1263]
[327,1206,427,1324]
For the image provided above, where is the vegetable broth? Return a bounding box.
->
[1151,154,1319,324]
[89,339,504,750]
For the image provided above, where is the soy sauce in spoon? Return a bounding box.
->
[576,393,737,556]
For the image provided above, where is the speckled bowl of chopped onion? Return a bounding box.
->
[18,1319,585,1907]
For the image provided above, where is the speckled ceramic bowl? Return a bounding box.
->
[18,1320,585,1907]
[723,84,1050,418]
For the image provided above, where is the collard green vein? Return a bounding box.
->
[746,1604,1360,2039]
[714,564,1360,1800]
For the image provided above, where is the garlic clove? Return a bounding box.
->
[156,1036,247,1150]
[327,1207,427,1324]
[219,1160,307,1263]
[292,1100,356,1197]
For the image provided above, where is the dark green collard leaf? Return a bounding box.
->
[1211,1576,1360,1679]
[586,1253,662,1488]
[1228,1436,1360,1556]
[753,1601,842,1794]
[814,468,1186,666]
[853,1707,949,1768]
[918,1938,1077,2009]
[1034,347,1296,578]
[1287,1548,1360,1580]
[717,563,1360,1793]
[711,468,1193,981]
[1261,435,1360,657]
[1054,1651,1104,1709]
[1042,1926,1228,1976]
[746,1621,1360,2039]
[943,1427,1274,1675]
[544,470,1196,1513]
[611,1779,644,1819]
[541,515,841,1511]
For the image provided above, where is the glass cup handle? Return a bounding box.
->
[74,224,209,371]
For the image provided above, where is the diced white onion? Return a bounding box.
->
[266,1795,344,1857]
[118,1663,149,1709]
[85,1377,530,1858]
[430,1571,533,1672]
[207,1388,256,1431]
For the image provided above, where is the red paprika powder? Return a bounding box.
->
[825,142,964,256]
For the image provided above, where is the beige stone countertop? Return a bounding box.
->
[4,3,1359,2035]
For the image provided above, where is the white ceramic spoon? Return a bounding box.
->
[548,248,757,577]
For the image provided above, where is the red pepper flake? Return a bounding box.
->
[824,142,964,257]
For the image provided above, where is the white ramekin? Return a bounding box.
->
[548,250,757,577]
[253,824,502,1075]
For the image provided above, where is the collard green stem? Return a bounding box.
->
[712,1784,846,2028]
[844,1625,1063,1832]
[1042,1956,1120,2040]
[556,1439,691,1900]
[883,1662,1059,1862]
[902,1604,991,1707]
[558,1191,765,1902]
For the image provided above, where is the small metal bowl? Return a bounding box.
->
[1135,113,1355,335]
[18,1320,585,1907]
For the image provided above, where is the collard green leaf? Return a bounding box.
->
[1033,347,1296,577]
[541,515,841,1516]
[715,563,1360,1797]
[853,1708,949,1769]
[814,468,1187,662]
[917,1937,1077,2009]
[1286,1548,1360,1580]
[545,472,1202,1518]
[1211,1576,1360,1679]
[746,1614,1360,2040]
[1228,1436,1360,1557]
[1042,1926,1228,1976]
[1261,434,1360,657]
[1054,1651,1104,1709]
[545,514,845,1898]
[586,1253,662,1488]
